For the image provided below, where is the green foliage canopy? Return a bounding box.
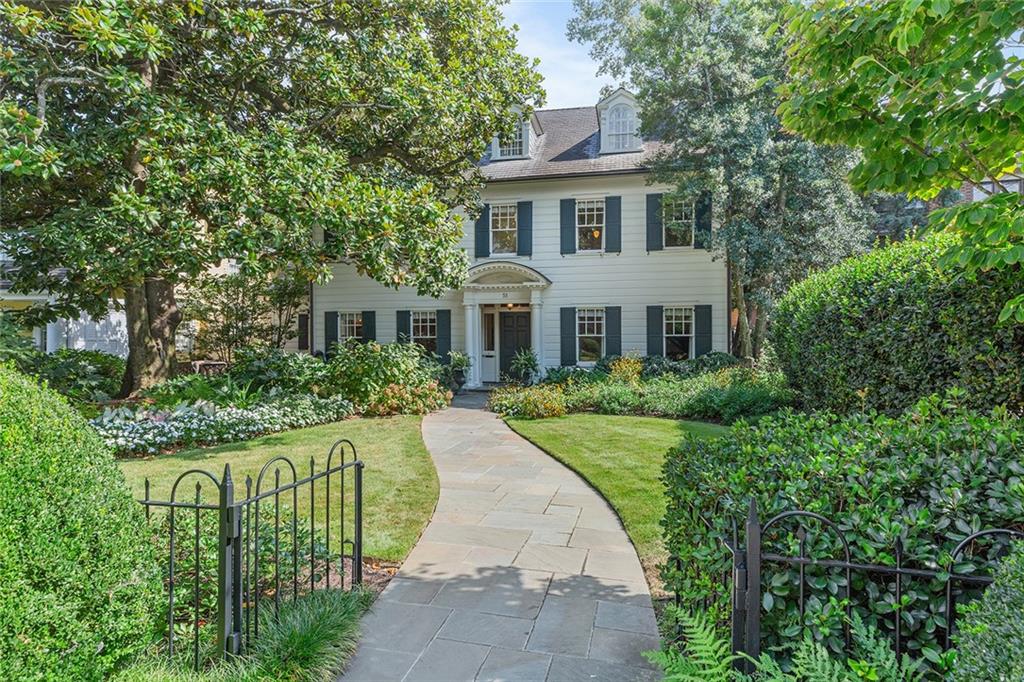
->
[779,0,1024,321]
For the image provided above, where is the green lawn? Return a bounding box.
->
[119,416,438,562]
[506,413,728,595]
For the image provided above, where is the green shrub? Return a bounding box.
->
[228,348,331,397]
[640,350,741,380]
[488,383,567,419]
[25,348,126,402]
[773,233,1024,414]
[325,340,441,409]
[0,365,161,680]
[143,374,266,409]
[662,395,1024,670]
[953,542,1024,681]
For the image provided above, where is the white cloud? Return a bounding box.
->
[501,0,617,109]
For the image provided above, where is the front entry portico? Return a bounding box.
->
[461,261,550,388]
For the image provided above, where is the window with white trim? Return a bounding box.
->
[576,199,605,251]
[497,120,525,158]
[664,307,694,360]
[577,307,605,363]
[339,312,363,341]
[608,104,638,151]
[664,199,695,248]
[490,203,517,254]
[411,311,437,353]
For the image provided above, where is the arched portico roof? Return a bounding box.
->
[464,261,551,290]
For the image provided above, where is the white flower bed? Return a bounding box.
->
[92,395,354,456]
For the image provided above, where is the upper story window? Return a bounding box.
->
[494,118,529,159]
[339,312,363,341]
[490,203,517,254]
[577,307,605,364]
[411,310,437,353]
[664,199,695,248]
[576,199,605,251]
[978,177,1023,198]
[607,104,638,152]
[664,307,694,360]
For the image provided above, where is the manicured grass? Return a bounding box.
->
[119,416,438,562]
[506,413,728,595]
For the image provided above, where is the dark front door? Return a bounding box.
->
[499,312,531,377]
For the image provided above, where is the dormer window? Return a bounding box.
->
[498,120,525,158]
[607,104,638,152]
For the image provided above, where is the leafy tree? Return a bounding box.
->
[778,0,1024,322]
[570,0,872,357]
[868,188,960,242]
[180,267,308,362]
[0,0,543,394]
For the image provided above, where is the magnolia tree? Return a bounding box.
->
[570,0,872,357]
[0,0,542,394]
[779,0,1024,322]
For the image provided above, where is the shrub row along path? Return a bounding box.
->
[340,393,660,682]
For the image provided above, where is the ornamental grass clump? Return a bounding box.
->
[0,364,161,680]
[662,393,1024,671]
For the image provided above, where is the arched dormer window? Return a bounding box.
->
[607,104,637,151]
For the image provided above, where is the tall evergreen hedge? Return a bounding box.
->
[0,365,160,680]
[772,233,1024,414]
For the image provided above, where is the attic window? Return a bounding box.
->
[607,104,638,151]
[497,120,525,158]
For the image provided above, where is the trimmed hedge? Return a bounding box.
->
[953,542,1024,681]
[772,233,1024,414]
[0,365,161,680]
[662,395,1024,667]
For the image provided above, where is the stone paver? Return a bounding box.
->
[340,394,659,681]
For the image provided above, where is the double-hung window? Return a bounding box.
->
[607,104,637,151]
[411,311,437,353]
[576,199,605,252]
[497,120,524,158]
[339,312,363,341]
[664,199,695,248]
[490,203,517,254]
[577,307,605,363]
[664,307,694,360]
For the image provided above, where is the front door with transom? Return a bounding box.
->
[499,312,531,378]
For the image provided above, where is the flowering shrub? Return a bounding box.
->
[362,381,452,417]
[93,395,354,457]
[608,356,643,385]
[325,340,439,407]
[488,384,567,419]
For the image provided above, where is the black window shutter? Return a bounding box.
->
[646,305,663,356]
[646,194,663,251]
[560,199,576,255]
[605,196,621,253]
[323,229,338,257]
[516,201,533,256]
[605,306,622,356]
[475,204,490,259]
[324,311,338,356]
[297,313,309,351]
[694,305,712,356]
[560,307,576,366]
[361,310,376,343]
[694,192,712,249]
[436,309,452,360]
[396,310,411,342]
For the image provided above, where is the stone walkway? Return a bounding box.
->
[340,393,661,682]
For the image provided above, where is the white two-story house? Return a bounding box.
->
[310,89,730,387]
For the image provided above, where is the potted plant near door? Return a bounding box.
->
[509,348,539,385]
[446,351,472,394]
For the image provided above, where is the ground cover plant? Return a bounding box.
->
[773,233,1024,415]
[0,364,161,680]
[662,393,1024,673]
[491,356,792,424]
[507,413,727,593]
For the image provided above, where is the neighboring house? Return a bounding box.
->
[0,252,129,355]
[311,88,730,388]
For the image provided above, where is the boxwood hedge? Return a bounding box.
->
[662,395,1024,668]
[0,365,161,680]
[772,233,1024,414]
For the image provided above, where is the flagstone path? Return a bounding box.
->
[339,393,661,682]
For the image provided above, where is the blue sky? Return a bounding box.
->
[500,0,616,109]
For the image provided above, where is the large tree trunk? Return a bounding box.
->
[731,262,753,359]
[119,277,182,397]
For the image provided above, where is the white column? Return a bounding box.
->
[463,302,481,387]
[45,320,63,353]
[530,289,544,372]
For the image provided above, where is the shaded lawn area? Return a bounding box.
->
[119,416,437,562]
[506,413,727,596]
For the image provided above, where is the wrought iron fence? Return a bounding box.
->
[675,499,1023,673]
[139,439,364,671]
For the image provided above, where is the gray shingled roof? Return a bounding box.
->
[479,106,661,182]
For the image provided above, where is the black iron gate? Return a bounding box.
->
[139,438,364,671]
